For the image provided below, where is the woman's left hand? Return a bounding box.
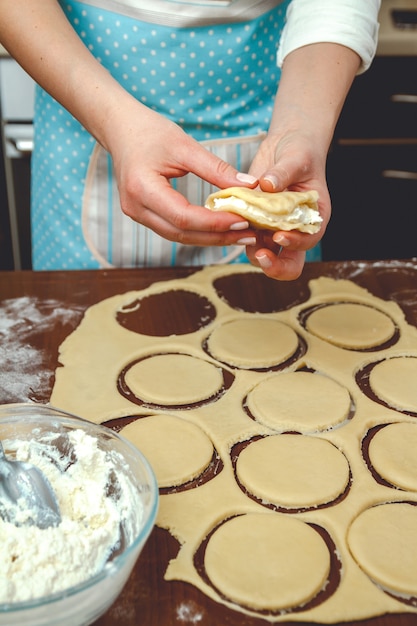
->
[242,42,360,280]
[244,128,331,281]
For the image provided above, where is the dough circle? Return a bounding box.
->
[206,318,298,368]
[246,371,351,432]
[368,422,417,491]
[305,303,395,349]
[204,513,330,610]
[120,414,214,488]
[236,435,350,509]
[369,357,417,412]
[123,353,224,405]
[348,502,417,596]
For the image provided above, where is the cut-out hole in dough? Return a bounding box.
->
[235,434,350,510]
[116,289,216,336]
[205,318,300,369]
[368,422,417,492]
[368,356,417,414]
[118,353,232,408]
[120,414,215,488]
[303,302,397,350]
[203,513,331,611]
[213,272,310,313]
[348,502,417,599]
[246,371,352,432]
[368,266,417,326]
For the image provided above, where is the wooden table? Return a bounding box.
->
[1,260,417,626]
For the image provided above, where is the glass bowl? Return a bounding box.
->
[0,403,159,626]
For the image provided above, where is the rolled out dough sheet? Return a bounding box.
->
[50,265,417,623]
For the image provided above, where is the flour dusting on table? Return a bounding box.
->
[0,297,82,402]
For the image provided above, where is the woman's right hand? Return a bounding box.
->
[104,101,258,248]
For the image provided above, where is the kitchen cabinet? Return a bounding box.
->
[322,56,417,262]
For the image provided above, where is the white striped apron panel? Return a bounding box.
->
[81,132,266,268]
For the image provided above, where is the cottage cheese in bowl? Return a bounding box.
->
[0,404,158,626]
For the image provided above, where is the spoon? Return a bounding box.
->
[0,440,61,529]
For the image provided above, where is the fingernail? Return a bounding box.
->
[263,174,278,190]
[229,221,249,231]
[237,237,257,246]
[255,253,272,269]
[236,172,258,185]
[273,233,290,247]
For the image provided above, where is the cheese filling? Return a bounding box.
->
[212,196,322,226]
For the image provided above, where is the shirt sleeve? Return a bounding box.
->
[277,0,381,73]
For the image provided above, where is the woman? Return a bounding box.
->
[0,1,380,278]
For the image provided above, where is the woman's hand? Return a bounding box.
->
[105,103,258,248]
[242,42,361,281]
[244,127,331,280]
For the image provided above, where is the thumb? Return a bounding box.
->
[257,150,310,193]
[258,166,292,193]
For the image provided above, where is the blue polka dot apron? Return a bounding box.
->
[31,0,319,270]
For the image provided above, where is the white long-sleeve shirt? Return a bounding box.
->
[278,0,381,72]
